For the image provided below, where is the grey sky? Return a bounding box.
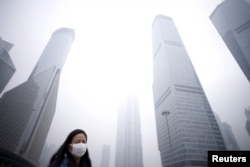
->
[1,0,250,167]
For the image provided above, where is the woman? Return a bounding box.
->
[49,129,92,167]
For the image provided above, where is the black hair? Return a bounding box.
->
[48,129,91,167]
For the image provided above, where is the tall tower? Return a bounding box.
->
[152,15,226,167]
[0,37,15,94]
[210,0,250,82]
[115,93,144,167]
[0,28,74,165]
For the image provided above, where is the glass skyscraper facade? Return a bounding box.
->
[115,93,144,167]
[210,0,250,82]
[152,15,226,167]
[0,28,74,166]
[0,37,15,94]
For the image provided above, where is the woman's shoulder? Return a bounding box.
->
[60,159,68,167]
[50,158,67,167]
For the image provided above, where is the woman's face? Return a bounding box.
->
[71,133,87,144]
[68,133,87,152]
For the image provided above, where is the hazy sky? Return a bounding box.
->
[1,0,250,167]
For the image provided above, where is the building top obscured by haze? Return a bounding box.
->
[115,93,144,167]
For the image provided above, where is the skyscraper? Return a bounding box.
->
[0,28,74,165]
[152,15,226,167]
[0,37,15,94]
[214,113,240,150]
[210,0,250,82]
[245,107,250,136]
[220,122,240,150]
[115,93,144,167]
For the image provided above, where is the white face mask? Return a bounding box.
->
[70,143,88,158]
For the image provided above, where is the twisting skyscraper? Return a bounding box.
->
[210,0,250,82]
[152,15,226,167]
[115,93,144,167]
[0,37,15,94]
[0,28,74,165]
